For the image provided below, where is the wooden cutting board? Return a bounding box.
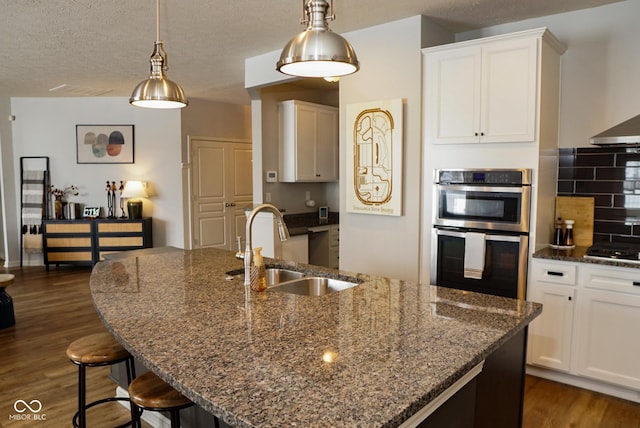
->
[555,196,594,247]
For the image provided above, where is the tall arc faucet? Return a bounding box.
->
[244,204,290,286]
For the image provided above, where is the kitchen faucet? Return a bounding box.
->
[244,204,290,286]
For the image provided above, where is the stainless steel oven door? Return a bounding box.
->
[433,184,530,233]
[430,228,529,299]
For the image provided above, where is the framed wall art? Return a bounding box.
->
[345,98,404,216]
[76,125,134,164]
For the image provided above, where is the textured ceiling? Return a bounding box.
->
[0,0,621,105]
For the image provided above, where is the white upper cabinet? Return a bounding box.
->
[278,100,338,182]
[424,28,564,145]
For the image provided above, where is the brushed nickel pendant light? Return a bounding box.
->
[130,0,188,109]
[277,0,359,78]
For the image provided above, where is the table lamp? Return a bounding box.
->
[121,181,148,219]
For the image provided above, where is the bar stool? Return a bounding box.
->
[66,332,136,428]
[128,371,199,428]
[0,273,16,329]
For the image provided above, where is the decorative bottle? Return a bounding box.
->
[250,247,267,292]
[564,220,575,246]
[553,217,564,246]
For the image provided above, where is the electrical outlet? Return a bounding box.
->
[265,192,271,202]
[305,191,311,201]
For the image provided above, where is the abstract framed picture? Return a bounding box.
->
[76,125,134,164]
[345,99,404,216]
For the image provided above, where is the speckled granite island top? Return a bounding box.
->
[90,248,541,428]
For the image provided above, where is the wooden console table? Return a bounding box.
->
[43,218,152,269]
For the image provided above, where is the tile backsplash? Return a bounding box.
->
[558,146,640,244]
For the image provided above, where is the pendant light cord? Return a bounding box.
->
[156,0,161,42]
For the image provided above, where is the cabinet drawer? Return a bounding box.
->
[98,222,143,233]
[581,265,640,295]
[98,237,144,248]
[46,251,93,262]
[532,260,576,285]
[46,237,92,248]
[45,223,92,234]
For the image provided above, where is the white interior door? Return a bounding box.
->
[189,138,252,250]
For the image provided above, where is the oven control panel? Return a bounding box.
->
[436,169,531,186]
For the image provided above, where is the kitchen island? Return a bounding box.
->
[90,248,541,427]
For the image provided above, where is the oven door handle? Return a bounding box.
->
[436,184,526,194]
[435,228,523,243]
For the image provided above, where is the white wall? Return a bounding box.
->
[10,97,183,265]
[0,97,13,261]
[339,16,451,282]
[457,0,640,148]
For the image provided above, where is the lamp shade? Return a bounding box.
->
[276,0,359,78]
[121,181,148,219]
[121,181,148,199]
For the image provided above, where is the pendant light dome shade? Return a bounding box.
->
[130,41,188,109]
[277,0,359,78]
[130,0,188,109]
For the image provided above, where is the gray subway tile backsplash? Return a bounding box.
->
[557,146,640,244]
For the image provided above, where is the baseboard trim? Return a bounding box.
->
[526,365,640,403]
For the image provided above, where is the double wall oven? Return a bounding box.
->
[431,169,532,299]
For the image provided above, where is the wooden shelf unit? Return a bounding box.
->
[43,218,152,269]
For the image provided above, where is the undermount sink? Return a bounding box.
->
[269,276,360,296]
[226,267,305,286]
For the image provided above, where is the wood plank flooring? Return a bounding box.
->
[0,266,144,427]
[1,266,639,427]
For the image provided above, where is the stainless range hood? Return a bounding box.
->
[590,114,640,145]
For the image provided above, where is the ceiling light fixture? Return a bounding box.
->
[130,0,188,109]
[276,0,359,78]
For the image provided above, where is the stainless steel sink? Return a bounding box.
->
[269,276,360,296]
[226,267,305,286]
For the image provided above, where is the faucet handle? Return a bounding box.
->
[235,236,244,259]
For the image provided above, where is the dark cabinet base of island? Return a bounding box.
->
[418,328,526,428]
[110,328,527,428]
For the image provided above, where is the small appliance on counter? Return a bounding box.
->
[319,206,328,224]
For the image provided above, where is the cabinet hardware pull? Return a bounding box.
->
[633,281,640,287]
[568,296,572,301]
[547,271,564,277]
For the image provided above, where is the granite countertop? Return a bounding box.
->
[90,248,541,428]
[533,246,640,269]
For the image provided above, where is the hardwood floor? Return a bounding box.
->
[523,375,640,428]
[1,266,639,427]
[0,266,143,427]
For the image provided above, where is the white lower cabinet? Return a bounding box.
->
[528,259,640,395]
[527,260,576,372]
[575,265,640,390]
[527,282,575,372]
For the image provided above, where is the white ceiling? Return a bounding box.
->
[0,0,620,105]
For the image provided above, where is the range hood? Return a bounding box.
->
[590,114,640,145]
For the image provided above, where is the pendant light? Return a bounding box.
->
[276,0,359,78]
[130,0,188,109]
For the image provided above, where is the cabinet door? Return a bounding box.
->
[294,104,318,181]
[480,38,537,143]
[527,282,575,372]
[425,46,481,145]
[315,108,338,181]
[575,266,640,390]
